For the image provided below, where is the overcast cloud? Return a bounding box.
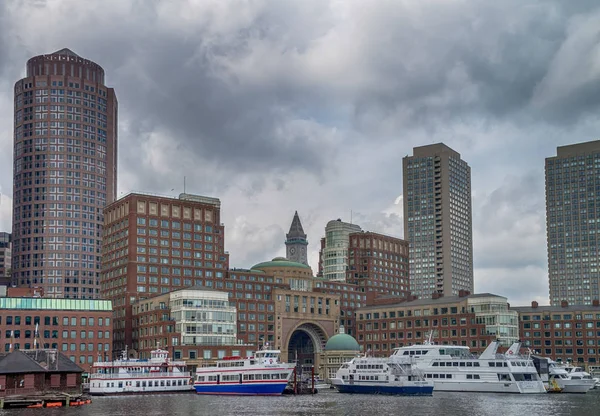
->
[1,0,600,306]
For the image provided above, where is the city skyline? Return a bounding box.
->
[2,1,600,306]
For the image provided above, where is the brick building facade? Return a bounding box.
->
[356,292,518,356]
[346,231,410,298]
[0,297,112,371]
[101,192,229,354]
[512,301,600,367]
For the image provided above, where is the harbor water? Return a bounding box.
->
[1,389,599,416]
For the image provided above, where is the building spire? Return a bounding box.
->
[285,211,308,265]
[287,211,306,239]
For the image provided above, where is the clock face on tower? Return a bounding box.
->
[290,247,296,255]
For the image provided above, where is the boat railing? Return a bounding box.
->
[90,371,191,379]
[92,360,188,367]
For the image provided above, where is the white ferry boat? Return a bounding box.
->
[391,340,546,394]
[193,346,295,395]
[89,348,194,395]
[331,355,434,396]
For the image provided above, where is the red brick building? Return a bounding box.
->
[356,292,518,356]
[0,297,112,371]
[347,231,410,298]
[512,301,600,367]
[101,192,229,354]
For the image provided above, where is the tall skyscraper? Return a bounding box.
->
[403,143,473,298]
[285,211,308,265]
[101,192,229,353]
[12,48,118,298]
[318,219,362,281]
[546,140,600,306]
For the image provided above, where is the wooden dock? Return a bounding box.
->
[0,392,92,409]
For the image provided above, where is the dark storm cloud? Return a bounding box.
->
[2,0,600,303]
[473,171,546,270]
[351,1,600,133]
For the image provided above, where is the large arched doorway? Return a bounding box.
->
[286,323,328,367]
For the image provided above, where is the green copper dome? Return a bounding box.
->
[251,257,311,271]
[325,332,360,352]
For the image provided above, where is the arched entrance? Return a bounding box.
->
[286,323,328,366]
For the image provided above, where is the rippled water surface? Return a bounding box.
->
[2,389,600,416]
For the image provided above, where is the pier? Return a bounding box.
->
[0,391,92,409]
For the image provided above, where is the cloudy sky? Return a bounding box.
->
[1,0,600,306]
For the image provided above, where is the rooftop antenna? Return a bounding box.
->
[350,210,353,224]
[184,176,186,194]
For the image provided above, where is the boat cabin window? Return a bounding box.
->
[489,361,508,367]
[512,373,534,381]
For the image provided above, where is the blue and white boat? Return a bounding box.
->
[331,354,434,396]
[193,346,295,395]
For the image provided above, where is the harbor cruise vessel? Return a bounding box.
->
[391,340,546,394]
[89,348,194,395]
[193,346,295,395]
[549,362,595,393]
[331,354,434,396]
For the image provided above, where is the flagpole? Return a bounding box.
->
[34,323,39,350]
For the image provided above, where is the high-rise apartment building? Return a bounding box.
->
[101,192,229,354]
[318,219,362,281]
[0,232,11,285]
[11,49,118,299]
[285,211,308,265]
[546,140,600,306]
[403,143,473,298]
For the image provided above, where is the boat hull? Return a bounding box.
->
[559,379,595,394]
[332,380,433,396]
[193,382,288,396]
[90,385,194,396]
[432,380,546,394]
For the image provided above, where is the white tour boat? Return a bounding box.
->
[561,364,596,392]
[193,345,295,395]
[391,339,546,394]
[89,347,194,395]
[331,354,434,396]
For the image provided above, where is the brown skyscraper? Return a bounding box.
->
[12,49,118,299]
[403,143,473,298]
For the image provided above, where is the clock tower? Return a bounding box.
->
[285,211,309,265]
